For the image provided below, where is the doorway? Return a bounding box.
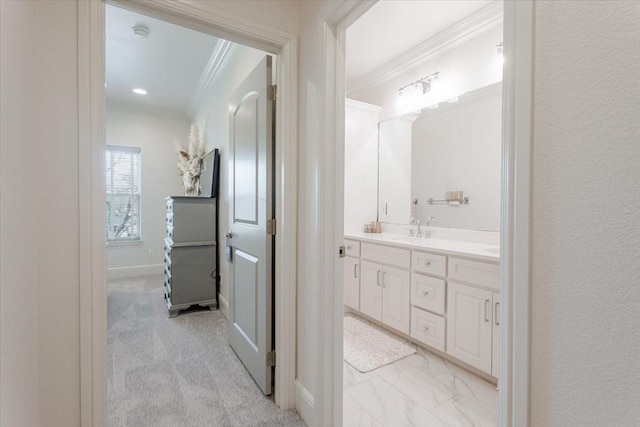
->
[318,1,533,426]
[341,2,504,425]
[79,1,298,424]
[104,4,286,424]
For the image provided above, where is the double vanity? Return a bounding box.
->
[343,232,500,379]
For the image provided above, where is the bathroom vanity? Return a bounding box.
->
[343,232,500,379]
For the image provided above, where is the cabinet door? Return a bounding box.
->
[360,261,382,321]
[492,292,501,378]
[343,256,360,310]
[446,282,493,374]
[381,266,410,334]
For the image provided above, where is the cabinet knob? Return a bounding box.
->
[424,261,431,266]
[346,245,351,249]
[422,326,429,332]
[423,290,429,296]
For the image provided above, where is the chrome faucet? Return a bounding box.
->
[410,217,422,238]
[423,216,437,239]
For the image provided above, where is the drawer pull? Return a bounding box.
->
[495,302,500,326]
[353,263,358,279]
[422,326,429,332]
[346,245,352,250]
[382,271,387,288]
[423,290,429,296]
[377,270,381,286]
[424,261,431,266]
[485,299,490,322]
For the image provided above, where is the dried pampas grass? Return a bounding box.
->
[176,124,206,196]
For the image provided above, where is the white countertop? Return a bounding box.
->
[345,232,500,262]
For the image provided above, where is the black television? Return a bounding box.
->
[200,149,220,198]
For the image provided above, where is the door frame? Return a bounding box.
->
[78,1,298,424]
[318,1,533,426]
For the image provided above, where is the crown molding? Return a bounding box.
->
[345,98,382,113]
[347,0,503,96]
[186,39,236,118]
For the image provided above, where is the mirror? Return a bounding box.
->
[377,83,502,231]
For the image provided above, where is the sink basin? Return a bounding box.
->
[483,247,500,254]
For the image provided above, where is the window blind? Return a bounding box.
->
[106,145,141,241]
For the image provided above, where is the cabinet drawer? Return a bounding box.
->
[411,273,445,315]
[448,257,499,291]
[344,239,360,257]
[361,243,410,269]
[411,307,445,352]
[412,251,446,277]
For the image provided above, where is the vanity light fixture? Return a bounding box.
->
[133,88,147,95]
[398,72,440,97]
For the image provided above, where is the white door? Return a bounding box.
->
[446,281,493,374]
[359,261,382,321]
[381,266,410,334]
[343,256,360,310]
[227,56,274,395]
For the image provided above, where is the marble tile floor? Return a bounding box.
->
[343,339,498,427]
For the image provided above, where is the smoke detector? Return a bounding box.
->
[132,25,149,39]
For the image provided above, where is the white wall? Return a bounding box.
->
[344,99,380,233]
[1,1,79,426]
[531,2,640,425]
[349,22,503,121]
[105,110,188,277]
[191,44,269,315]
[0,2,298,426]
[411,88,502,231]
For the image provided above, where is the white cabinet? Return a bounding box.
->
[359,260,410,334]
[381,266,411,334]
[446,282,493,374]
[360,261,383,321]
[492,292,500,378]
[411,306,445,352]
[343,256,360,310]
[345,236,501,379]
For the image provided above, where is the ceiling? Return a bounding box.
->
[346,0,492,89]
[105,5,220,117]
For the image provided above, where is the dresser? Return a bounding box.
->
[164,196,217,317]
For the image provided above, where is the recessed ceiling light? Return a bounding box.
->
[133,88,147,95]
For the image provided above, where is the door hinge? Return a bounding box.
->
[267,351,276,367]
[267,218,277,235]
[268,84,277,100]
[339,245,346,258]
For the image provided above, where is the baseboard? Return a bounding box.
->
[295,380,315,427]
[106,264,163,280]
[218,293,229,319]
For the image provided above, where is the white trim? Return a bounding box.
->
[344,98,381,113]
[78,2,107,426]
[500,2,533,426]
[217,293,229,319]
[294,380,316,427]
[106,99,188,120]
[347,0,504,95]
[81,2,299,424]
[186,39,236,118]
[321,1,533,427]
[318,2,377,426]
[106,264,163,280]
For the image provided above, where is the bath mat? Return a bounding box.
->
[343,316,416,372]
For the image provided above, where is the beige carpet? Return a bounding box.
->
[108,275,304,427]
[343,315,416,373]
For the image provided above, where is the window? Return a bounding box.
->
[106,145,141,242]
